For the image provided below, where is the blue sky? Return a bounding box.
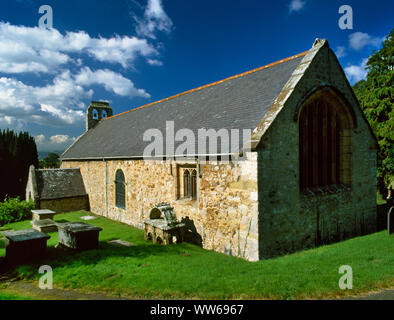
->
[0,0,392,151]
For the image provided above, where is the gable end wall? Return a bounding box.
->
[256,44,377,258]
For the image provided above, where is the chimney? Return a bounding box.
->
[86,101,113,131]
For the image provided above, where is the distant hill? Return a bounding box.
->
[38,150,64,160]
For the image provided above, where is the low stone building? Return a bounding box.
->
[26,165,89,213]
[60,39,378,260]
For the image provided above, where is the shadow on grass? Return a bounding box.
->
[1,239,192,278]
[55,219,71,224]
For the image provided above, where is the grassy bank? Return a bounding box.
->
[0,211,393,299]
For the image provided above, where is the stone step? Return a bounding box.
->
[31,219,58,233]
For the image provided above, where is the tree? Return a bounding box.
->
[353,28,394,197]
[0,129,39,201]
[39,152,60,169]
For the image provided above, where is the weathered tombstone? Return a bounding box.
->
[1,229,50,264]
[57,222,102,251]
[80,216,97,221]
[144,202,185,245]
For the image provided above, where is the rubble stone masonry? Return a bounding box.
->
[62,153,260,261]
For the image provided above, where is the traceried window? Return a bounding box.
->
[191,170,197,199]
[178,166,198,200]
[115,169,126,209]
[299,88,353,194]
[183,170,190,197]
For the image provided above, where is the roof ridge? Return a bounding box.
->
[105,50,308,121]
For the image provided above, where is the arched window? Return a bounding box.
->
[115,169,126,209]
[299,88,353,193]
[183,170,190,198]
[102,110,107,118]
[92,108,99,120]
[191,170,197,199]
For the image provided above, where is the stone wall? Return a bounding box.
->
[39,195,89,213]
[25,165,38,206]
[255,42,377,259]
[62,153,259,261]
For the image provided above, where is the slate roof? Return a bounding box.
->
[36,168,87,200]
[61,51,306,160]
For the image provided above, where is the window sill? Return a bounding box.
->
[301,184,351,197]
[176,197,197,204]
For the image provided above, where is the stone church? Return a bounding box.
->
[60,39,378,261]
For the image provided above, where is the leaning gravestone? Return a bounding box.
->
[388,207,393,235]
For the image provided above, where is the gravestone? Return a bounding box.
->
[57,222,102,251]
[80,216,97,221]
[1,229,50,264]
[388,207,393,235]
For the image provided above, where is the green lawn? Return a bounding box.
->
[0,211,393,299]
[0,291,34,300]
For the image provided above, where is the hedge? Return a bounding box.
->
[0,197,34,226]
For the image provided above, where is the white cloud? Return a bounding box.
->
[349,32,383,51]
[0,73,89,127]
[146,58,163,66]
[0,0,174,135]
[34,134,46,144]
[0,115,25,130]
[345,58,368,83]
[0,22,158,74]
[135,0,173,39]
[335,46,347,58]
[289,0,306,12]
[0,65,151,128]
[87,35,158,68]
[75,67,150,97]
[34,134,76,151]
[50,134,71,144]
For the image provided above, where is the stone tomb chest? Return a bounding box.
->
[144,202,185,245]
[1,229,50,264]
[57,222,102,251]
[31,209,58,233]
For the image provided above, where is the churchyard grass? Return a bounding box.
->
[0,211,393,299]
[0,291,35,300]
